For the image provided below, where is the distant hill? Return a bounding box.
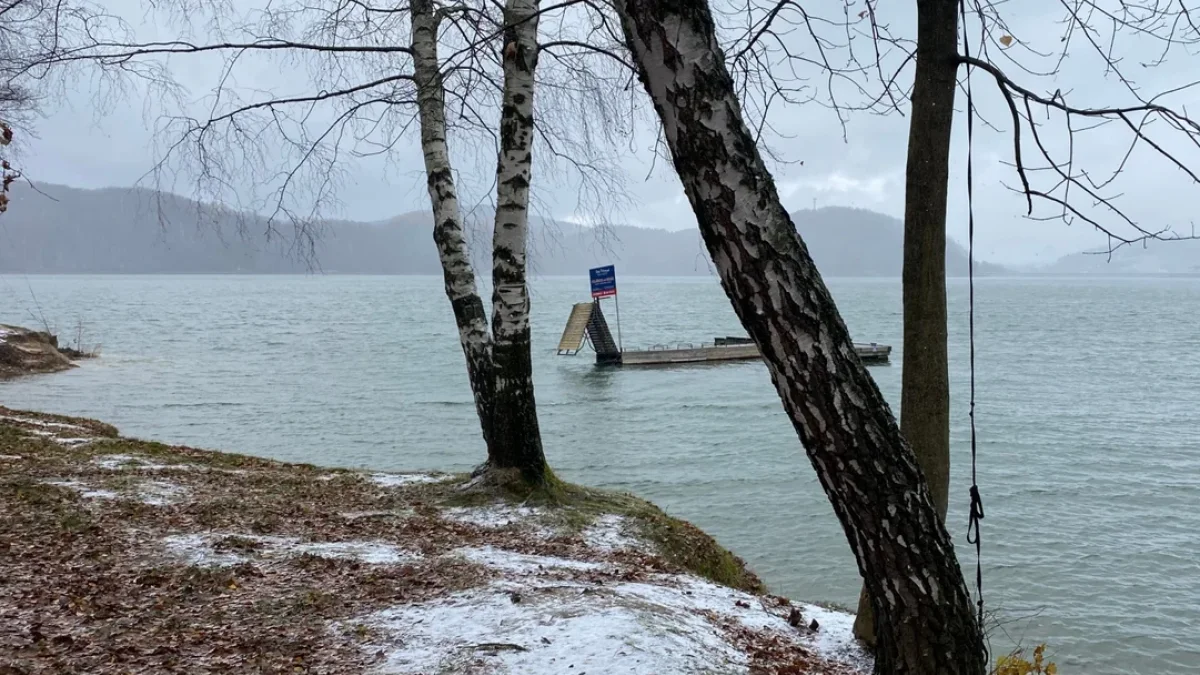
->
[0,183,1007,276]
[1041,238,1200,275]
[790,207,1007,277]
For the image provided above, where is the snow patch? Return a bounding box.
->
[800,603,865,666]
[137,480,188,506]
[339,509,409,521]
[368,472,453,487]
[0,415,89,431]
[21,429,56,438]
[46,478,187,505]
[645,576,865,665]
[90,454,247,474]
[163,533,416,567]
[16,428,96,446]
[302,540,413,564]
[454,546,605,575]
[46,480,118,500]
[0,454,24,461]
[1,415,96,446]
[164,533,248,567]
[351,569,868,674]
[92,454,181,471]
[359,582,745,674]
[581,514,642,552]
[444,505,545,529]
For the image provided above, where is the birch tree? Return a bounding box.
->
[15,0,634,485]
[612,1,987,672]
[411,0,497,456]
[488,0,547,482]
[413,0,553,483]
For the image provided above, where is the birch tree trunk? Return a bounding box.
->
[612,2,986,672]
[411,0,495,452]
[854,0,960,647]
[489,0,548,482]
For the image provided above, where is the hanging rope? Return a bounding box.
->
[959,0,987,637]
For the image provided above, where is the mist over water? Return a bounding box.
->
[2,274,1198,674]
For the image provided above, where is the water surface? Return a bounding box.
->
[2,274,1198,673]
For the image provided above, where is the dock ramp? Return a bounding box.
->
[556,301,621,363]
[557,303,594,355]
[586,304,620,360]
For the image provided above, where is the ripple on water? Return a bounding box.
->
[2,275,1199,674]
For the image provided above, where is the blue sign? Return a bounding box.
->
[589,265,616,298]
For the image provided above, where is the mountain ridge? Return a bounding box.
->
[0,182,1009,276]
[1038,238,1200,275]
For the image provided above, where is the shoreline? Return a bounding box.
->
[0,324,96,380]
[0,407,870,674]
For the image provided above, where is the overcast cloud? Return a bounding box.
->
[17,0,1200,266]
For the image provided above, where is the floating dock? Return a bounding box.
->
[556,301,891,367]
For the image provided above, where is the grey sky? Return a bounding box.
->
[18,0,1200,266]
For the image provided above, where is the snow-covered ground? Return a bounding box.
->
[163,532,416,567]
[62,456,871,673]
[1,414,98,447]
[46,477,188,505]
[3,408,871,674]
[368,472,455,487]
[355,547,868,675]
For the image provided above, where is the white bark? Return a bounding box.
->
[491,0,539,342]
[411,0,495,448]
[487,0,547,478]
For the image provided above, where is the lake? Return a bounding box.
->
[2,274,1198,673]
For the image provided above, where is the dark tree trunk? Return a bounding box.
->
[489,0,548,483]
[411,0,495,452]
[612,2,986,673]
[855,0,959,646]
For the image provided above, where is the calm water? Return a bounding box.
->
[2,274,1198,673]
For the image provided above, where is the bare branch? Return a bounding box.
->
[960,48,1200,250]
[5,0,643,257]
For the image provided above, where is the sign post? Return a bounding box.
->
[589,265,621,351]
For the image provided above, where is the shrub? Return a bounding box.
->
[995,644,1058,675]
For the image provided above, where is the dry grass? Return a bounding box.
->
[0,406,787,674]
